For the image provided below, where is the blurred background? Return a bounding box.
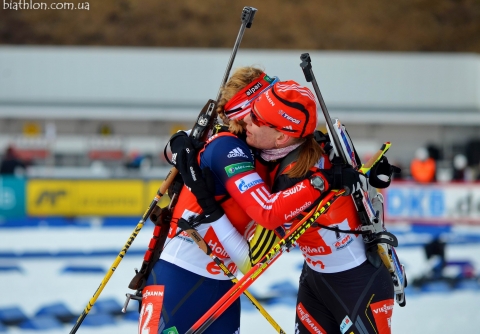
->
[1,0,480,333]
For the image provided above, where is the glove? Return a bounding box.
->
[168,131,204,173]
[338,166,362,196]
[169,132,222,217]
[319,165,362,196]
[369,156,401,189]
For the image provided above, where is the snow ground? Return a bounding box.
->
[1,225,480,334]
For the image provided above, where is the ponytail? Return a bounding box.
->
[285,135,324,178]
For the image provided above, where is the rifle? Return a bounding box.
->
[125,7,284,333]
[300,53,407,307]
[69,7,257,334]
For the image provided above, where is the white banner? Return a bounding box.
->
[382,182,480,225]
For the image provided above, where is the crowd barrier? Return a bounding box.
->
[2,177,480,225]
[0,176,170,220]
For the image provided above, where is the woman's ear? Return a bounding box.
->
[275,132,292,148]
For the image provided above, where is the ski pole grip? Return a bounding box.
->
[157,168,179,197]
[300,53,313,82]
[242,6,257,28]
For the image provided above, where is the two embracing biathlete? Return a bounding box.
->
[129,66,404,334]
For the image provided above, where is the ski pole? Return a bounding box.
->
[177,219,286,334]
[68,193,162,334]
[69,7,257,334]
[186,190,343,334]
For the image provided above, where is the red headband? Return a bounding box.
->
[224,73,277,120]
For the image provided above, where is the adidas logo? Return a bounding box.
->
[227,147,248,158]
[171,153,177,165]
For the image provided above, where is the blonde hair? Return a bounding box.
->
[217,66,264,134]
[286,135,325,178]
[218,66,324,178]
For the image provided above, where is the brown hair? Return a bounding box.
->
[217,66,264,134]
[286,135,325,178]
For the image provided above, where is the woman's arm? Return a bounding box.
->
[201,136,330,230]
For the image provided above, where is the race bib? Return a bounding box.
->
[138,285,165,334]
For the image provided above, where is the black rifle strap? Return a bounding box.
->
[128,206,172,291]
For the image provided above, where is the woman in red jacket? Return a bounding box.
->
[179,79,396,333]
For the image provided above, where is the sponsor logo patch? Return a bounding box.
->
[300,245,326,255]
[296,302,326,334]
[265,91,275,106]
[372,302,394,315]
[235,174,263,193]
[246,82,263,97]
[139,285,165,334]
[333,234,354,250]
[162,326,179,334]
[225,162,254,177]
[340,315,353,334]
[285,201,312,220]
[279,110,301,124]
[227,147,249,159]
[370,299,395,331]
[283,182,306,197]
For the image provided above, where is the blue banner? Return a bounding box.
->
[0,176,26,219]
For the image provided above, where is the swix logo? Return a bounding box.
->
[171,153,177,165]
[227,147,248,158]
[265,91,275,106]
[143,290,164,298]
[283,182,306,197]
[306,257,325,269]
[246,82,263,97]
[300,245,326,255]
[373,303,394,315]
[285,201,311,220]
[279,110,301,124]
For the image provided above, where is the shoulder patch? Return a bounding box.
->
[235,174,263,193]
[225,162,254,177]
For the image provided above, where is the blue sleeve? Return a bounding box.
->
[200,136,255,196]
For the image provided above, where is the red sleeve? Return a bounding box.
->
[224,170,328,229]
